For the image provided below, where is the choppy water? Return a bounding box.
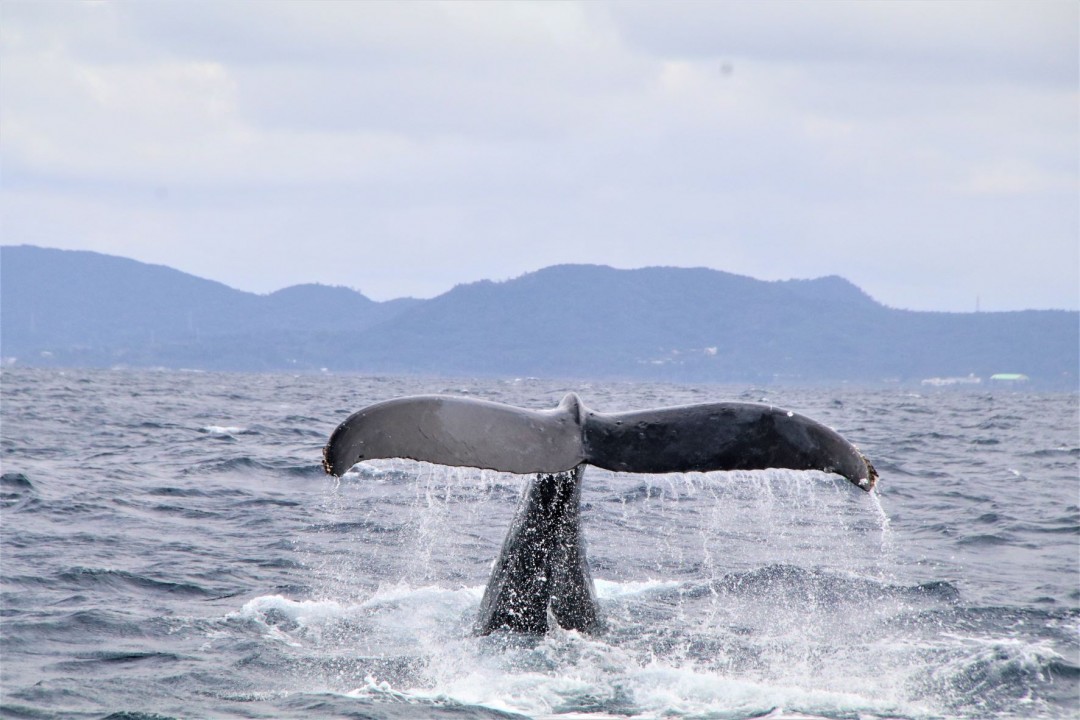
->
[1,368,1077,720]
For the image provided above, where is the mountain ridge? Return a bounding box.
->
[2,245,1075,387]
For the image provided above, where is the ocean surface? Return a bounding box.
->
[1,368,1077,720]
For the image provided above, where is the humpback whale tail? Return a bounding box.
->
[323,393,877,635]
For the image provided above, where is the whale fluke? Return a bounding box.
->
[324,395,881,634]
[323,393,878,635]
[323,393,877,490]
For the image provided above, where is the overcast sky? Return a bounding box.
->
[2,1,1077,311]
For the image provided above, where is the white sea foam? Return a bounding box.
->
[593,578,682,598]
[343,624,926,720]
[237,594,350,626]
[236,581,933,719]
[201,425,245,435]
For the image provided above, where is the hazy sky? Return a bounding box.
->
[2,1,1077,311]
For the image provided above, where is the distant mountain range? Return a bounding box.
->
[2,245,1076,387]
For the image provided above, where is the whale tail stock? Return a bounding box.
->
[323,392,878,490]
[322,393,877,635]
[475,465,600,636]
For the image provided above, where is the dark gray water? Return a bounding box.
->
[1,368,1077,719]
